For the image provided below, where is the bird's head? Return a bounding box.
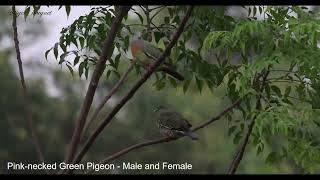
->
[153,105,167,112]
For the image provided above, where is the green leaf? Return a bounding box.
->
[183,77,192,94]
[85,67,89,79]
[79,37,85,48]
[258,6,262,14]
[154,31,163,44]
[282,98,293,105]
[106,70,111,79]
[168,76,177,88]
[284,86,291,97]
[257,143,264,155]
[66,64,74,76]
[228,126,237,136]
[87,35,96,49]
[253,6,257,16]
[265,84,271,98]
[313,119,320,127]
[155,80,166,91]
[32,5,41,16]
[65,6,71,17]
[24,7,31,21]
[164,17,170,24]
[45,48,52,61]
[74,56,80,66]
[233,132,242,144]
[134,11,144,24]
[59,52,68,64]
[109,58,115,68]
[195,77,203,93]
[124,35,130,50]
[114,54,121,70]
[53,43,59,59]
[271,85,282,97]
[70,37,78,48]
[266,152,278,165]
[112,70,120,79]
[60,43,67,53]
[173,15,180,24]
[79,62,85,77]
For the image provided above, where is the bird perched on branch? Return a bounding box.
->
[130,36,185,81]
[154,106,198,140]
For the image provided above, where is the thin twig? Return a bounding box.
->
[62,6,131,173]
[12,6,46,165]
[268,63,298,81]
[68,7,194,174]
[193,98,242,132]
[150,6,166,21]
[125,23,146,27]
[268,79,302,85]
[85,98,241,174]
[287,95,306,102]
[125,23,175,29]
[82,61,135,137]
[269,69,297,73]
[228,69,270,174]
[149,6,165,11]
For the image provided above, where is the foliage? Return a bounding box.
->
[202,6,320,172]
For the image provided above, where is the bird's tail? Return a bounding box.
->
[184,130,198,141]
[158,66,185,81]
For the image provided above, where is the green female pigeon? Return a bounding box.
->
[154,106,198,140]
[130,37,185,81]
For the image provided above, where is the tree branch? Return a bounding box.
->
[63,6,131,171]
[68,6,194,173]
[144,6,152,41]
[82,61,135,137]
[227,70,270,174]
[85,98,241,174]
[267,79,302,84]
[12,5,45,165]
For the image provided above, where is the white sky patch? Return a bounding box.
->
[11,6,92,97]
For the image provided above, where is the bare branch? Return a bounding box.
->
[12,5,46,165]
[267,79,303,85]
[228,70,270,174]
[83,61,135,137]
[68,7,195,173]
[85,98,241,174]
[193,98,241,132]
[85,137,170,174]
[63,6,131,171]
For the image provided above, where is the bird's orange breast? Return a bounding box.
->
[131,45,140,58]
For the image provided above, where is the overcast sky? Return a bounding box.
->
[11,6,93,96]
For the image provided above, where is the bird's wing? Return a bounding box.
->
[142,42,173,64]
[183,118,192,128]
[165,111,189,132]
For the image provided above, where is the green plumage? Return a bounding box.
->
[154,106,198,140]
[131,38,185,81]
